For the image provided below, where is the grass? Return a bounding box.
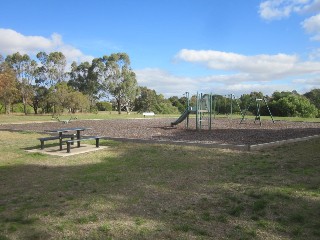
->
[0,129,319,239]
[0,111,319,124]
[0,112,180,124]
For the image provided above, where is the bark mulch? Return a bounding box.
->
[1,118,320,148]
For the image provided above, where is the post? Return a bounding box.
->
[263,98,275,123]
[196,92,199,130]
[185,92,190,129]
[230,94,233,118]
[209,93,212,130]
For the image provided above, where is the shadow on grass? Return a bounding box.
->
[0,134,319,239]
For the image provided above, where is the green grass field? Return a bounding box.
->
[0,112,182,124]
[0,111,319,124]
[0,124,319,239]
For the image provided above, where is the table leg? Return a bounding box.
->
[77,130,81,147]
[59,132,63,150]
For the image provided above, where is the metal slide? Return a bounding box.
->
[171,108,190,126]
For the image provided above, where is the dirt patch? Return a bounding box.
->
[1,118,320,147]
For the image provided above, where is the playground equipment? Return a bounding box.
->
[212,94,238,118]
[239,98,274,125]
[171,92,213,130]
[52,115,78,124]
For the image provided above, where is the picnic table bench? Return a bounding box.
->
[64,136,101,153]
[38,134,75,150]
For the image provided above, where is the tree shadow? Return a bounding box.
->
[1,137,320,239]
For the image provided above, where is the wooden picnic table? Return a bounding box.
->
[45,127,92,150]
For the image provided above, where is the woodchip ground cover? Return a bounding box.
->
[1,116,320,146]
[0,126,319,239]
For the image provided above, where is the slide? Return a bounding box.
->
[171,108,190,126]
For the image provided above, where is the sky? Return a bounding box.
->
[0,0,320,98]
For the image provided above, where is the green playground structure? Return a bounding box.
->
[171,92,275,129]
[171,92,213,130]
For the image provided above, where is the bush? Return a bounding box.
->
[96,101,112,111]
[270,94,318,118]
[12,103,33,114]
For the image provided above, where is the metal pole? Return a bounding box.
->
[263,97,275,123]
[230,94,233,118]
[196,92,199,130]
[209,93,212,130]
[185,92,190,129]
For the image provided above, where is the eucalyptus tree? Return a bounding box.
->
[5,52,37,114]
[68,58,104,108]
[102,53,139,114]
[36,51,67,85]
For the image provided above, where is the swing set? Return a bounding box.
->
[239,98,275,125]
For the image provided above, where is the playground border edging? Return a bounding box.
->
[102,134,320,152]
[249,134,320,151]
[101,136,249,151]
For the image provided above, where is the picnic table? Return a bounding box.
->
[44,127,92,151]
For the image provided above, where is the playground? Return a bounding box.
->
[1,114,320,239]
[1,117,320,150]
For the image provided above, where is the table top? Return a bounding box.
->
[45,127,92,133]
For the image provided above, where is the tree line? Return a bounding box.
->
[1,51,320,117]
[211,91,320,118]
[0,51,182,115]
[0,51,140,115]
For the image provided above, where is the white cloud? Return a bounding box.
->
[135,68,198,96]
[175,49,320,80]
[259,0,320,20]
[135,49,320,97]
[259,0,320,41]
[0,28,94,63]
[135,70,315,98]
[302,13,320,40]
[309,48,320,59]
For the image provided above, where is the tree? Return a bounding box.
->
[169,96,185,112]
[238,92,264,115]
[135,87,179,114]
[271,91,293,101]
[68,58,104,107]
[67,91,90,113]
[31,86,50,114]
[5,52,36,115]
[48,82,90,114]
[102,53,139,114]
[96,101,112,111]
[304,89,320,111]
[0,63,19,114]
[36,51,66,85]
[135,87,158,113]
[270,94,318,117]
[154,94,179,114]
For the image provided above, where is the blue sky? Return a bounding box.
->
[1,0,320,98]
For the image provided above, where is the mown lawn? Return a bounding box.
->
[0,112,180,124]
[0,130,319,239]
[0,112,319,124]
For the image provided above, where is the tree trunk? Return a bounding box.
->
[32,99,39,114]
[117,99,121,114]
[5,102,11,114]
[125,105,130,114]
[23,97,28,115]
